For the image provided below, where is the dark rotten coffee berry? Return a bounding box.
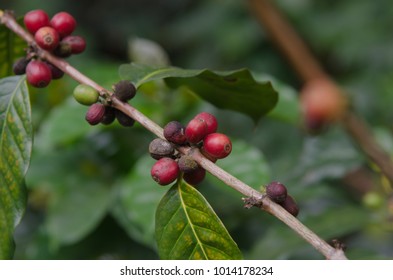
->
[266,181,288,203]
[149,138,175,160]
[163,121,187,145]
[113,80,137,102]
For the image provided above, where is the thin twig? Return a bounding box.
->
[248,0,393,186]
[0,9,347,260]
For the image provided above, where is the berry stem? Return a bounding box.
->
[1,10,347,260]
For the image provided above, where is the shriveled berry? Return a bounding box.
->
[50,12,76,38]
[100,106,116,125]
[13,57,30,75]
[73,84,99,105]
[113,80,136,102]
[151,157,179,186]
[61,35,86,54]
[45,62,64,79]
[185,118,208,144]
[53,41,72,57]
[24,9,50,34]
[163,121,187,145]
[34,26,60,51]
[202,133,232,159]
[183,167,206,186]
[85,103,105,125]
[26,60,52,88]
[266,181,287,203]
[279,195,299,217]
[178,155,199,173]
[195,112,218,134]
[149,138,175,160]
[115,110,135,127]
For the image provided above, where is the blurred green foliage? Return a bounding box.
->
[2,0,393,259]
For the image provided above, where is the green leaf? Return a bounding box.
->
[33,97,94,151]
[111,155,167,249]
[252,73,301,124]
[0,76,32,259]
[155,180,242,260]
[119,63,278,123]
[0,17,27,78]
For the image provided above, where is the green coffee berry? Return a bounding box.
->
[73,84,99,106]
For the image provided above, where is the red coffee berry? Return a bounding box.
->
[45,62,64,79]
[194,112,218,134]
[50,12,76,38]
[61,35,86,54]
[163,121,187,145]
[185,118,208,144]
[279,195,299,217]
[113,80,136,102]
[266,181,287,203]
[151,157,180,186]
[202,133,232,159]
[34,26,60,51]
[13,57,30,75]
[183,167,206,186]
[149,138,175,160]
[85,103,106,125]
[24,9,50,34]
[26,60,52,88]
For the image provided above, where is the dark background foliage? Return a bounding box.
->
[2,0,393,259]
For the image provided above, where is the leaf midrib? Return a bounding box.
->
[178,184,209,260]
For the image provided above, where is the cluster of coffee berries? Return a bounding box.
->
[149,112,232,186]
[72,80,137,127]
[12,9,86,88]
[265,181,299,217]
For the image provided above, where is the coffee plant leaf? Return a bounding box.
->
[155,180,243,260]
[0,18,26,78]
[0,76,32,259]
[119,63,278,123]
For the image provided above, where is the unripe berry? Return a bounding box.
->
[24,9,50,34]
[202,133,232,159]
[113,80,137,102]
[185,118,208,144]
[279,195,299,217]
[195,112,218,134]
[163,121,187,145]
[45,62,64,79]
[13,57,30,75]
[149,138,175,160]
[61,35,86,54]
[183,167,206,186]
[26,60,52,88]
[50,12,76,38]
[34,26,60,51]
[151,157,180,186]
[115,110,135,127]
[266,181,287,203]
[100,106,116,125]
[85,103,105,125]
[73,84,99,106]
[178,155,199,173]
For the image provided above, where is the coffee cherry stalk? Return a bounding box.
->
[0,9,347,260]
